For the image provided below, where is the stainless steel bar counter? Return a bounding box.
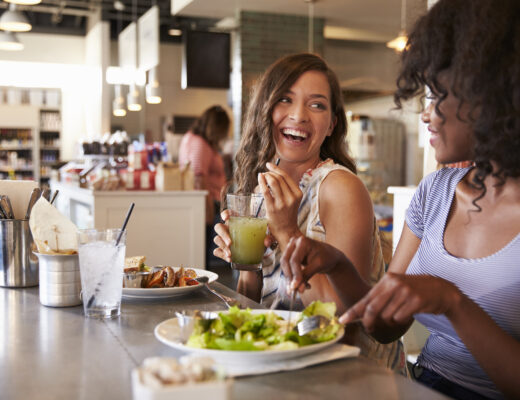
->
[1,283,448,399]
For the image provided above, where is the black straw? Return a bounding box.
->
[50,190,59,205]
[116,202,135,245]
[255,158,280,218]
[87,202,135,308]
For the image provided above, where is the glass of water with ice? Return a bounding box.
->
[77,229,126,318]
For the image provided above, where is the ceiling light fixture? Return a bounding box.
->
[127,83,141,111]
[304,0,315,53]
[386,0,408,52]
[145,67,161,104]
[0,30,23,51]
[113,84,127,117]
[125,0,142,112]
[4,0,41,5]
[168,28,182,36]
[0,4,32,32]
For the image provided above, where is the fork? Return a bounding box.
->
[296,315,330,336]
[297,315,363,336]
[193,276,241,309]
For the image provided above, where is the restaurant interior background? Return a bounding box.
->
[0,0,428,180]
[0,0,433,362]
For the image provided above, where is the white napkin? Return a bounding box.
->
[224,344,360,377]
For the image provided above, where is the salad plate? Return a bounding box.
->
[154,309,345,364]
[122,268,218,299]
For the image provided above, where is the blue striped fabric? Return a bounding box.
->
[406,167,520,399]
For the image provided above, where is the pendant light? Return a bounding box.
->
[126,0,141,111]
[305,0,315,53]
[113,85,127,117]
[111,7,128,116]
[127,83,141,111]
[0,4,31,32]
[387,0,408,52]
[145,67,161,104]
[0,30,23,51]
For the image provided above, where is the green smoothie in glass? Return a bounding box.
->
[226,193,267,271]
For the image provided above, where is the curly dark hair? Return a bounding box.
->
[190,105,230,150]
[233,53,355,194]
[394,0,520,202]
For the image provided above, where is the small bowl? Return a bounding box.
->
[131,356,231,400]
[123,270,153,288]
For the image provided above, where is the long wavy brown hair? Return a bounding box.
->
[394,0,520,208]
[233,53,356,194]
[190,105,230,151]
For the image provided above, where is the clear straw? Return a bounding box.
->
[254,158,280,218]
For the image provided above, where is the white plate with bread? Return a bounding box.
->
[122,256,218,299]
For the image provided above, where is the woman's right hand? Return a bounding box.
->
[281,235,346,292]
[213,209,232,262]
[213,209,275,263]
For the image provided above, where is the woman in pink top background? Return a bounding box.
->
[179,105,230,265]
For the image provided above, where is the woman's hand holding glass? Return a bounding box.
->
[258,162,303,249]
[213,209,274,263]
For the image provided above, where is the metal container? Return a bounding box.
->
[0,219,39,287]
[35,253,82,307]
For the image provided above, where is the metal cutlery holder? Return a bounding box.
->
[35,253,82,307]
[0,219,39,287]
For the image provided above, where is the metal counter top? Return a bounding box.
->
[1,283,447,399]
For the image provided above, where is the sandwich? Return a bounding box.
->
[124,256,147,273]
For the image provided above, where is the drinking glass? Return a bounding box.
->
[77,229,126,318]
[226,193,268,271]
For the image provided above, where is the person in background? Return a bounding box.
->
[178,105,230,265]
[280,1,520,399]
[213,53,406,374]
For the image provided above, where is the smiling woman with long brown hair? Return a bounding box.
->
[213,53,407,374]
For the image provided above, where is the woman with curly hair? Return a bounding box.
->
[213,53,406,373]
[280,0,520,398]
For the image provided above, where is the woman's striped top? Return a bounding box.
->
[406,167,520,399]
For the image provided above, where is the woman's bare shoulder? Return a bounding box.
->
[320,169,371,205]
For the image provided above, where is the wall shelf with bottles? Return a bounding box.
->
[39,109,61,182]
[0,88,62,184]
[0,127,35,180]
